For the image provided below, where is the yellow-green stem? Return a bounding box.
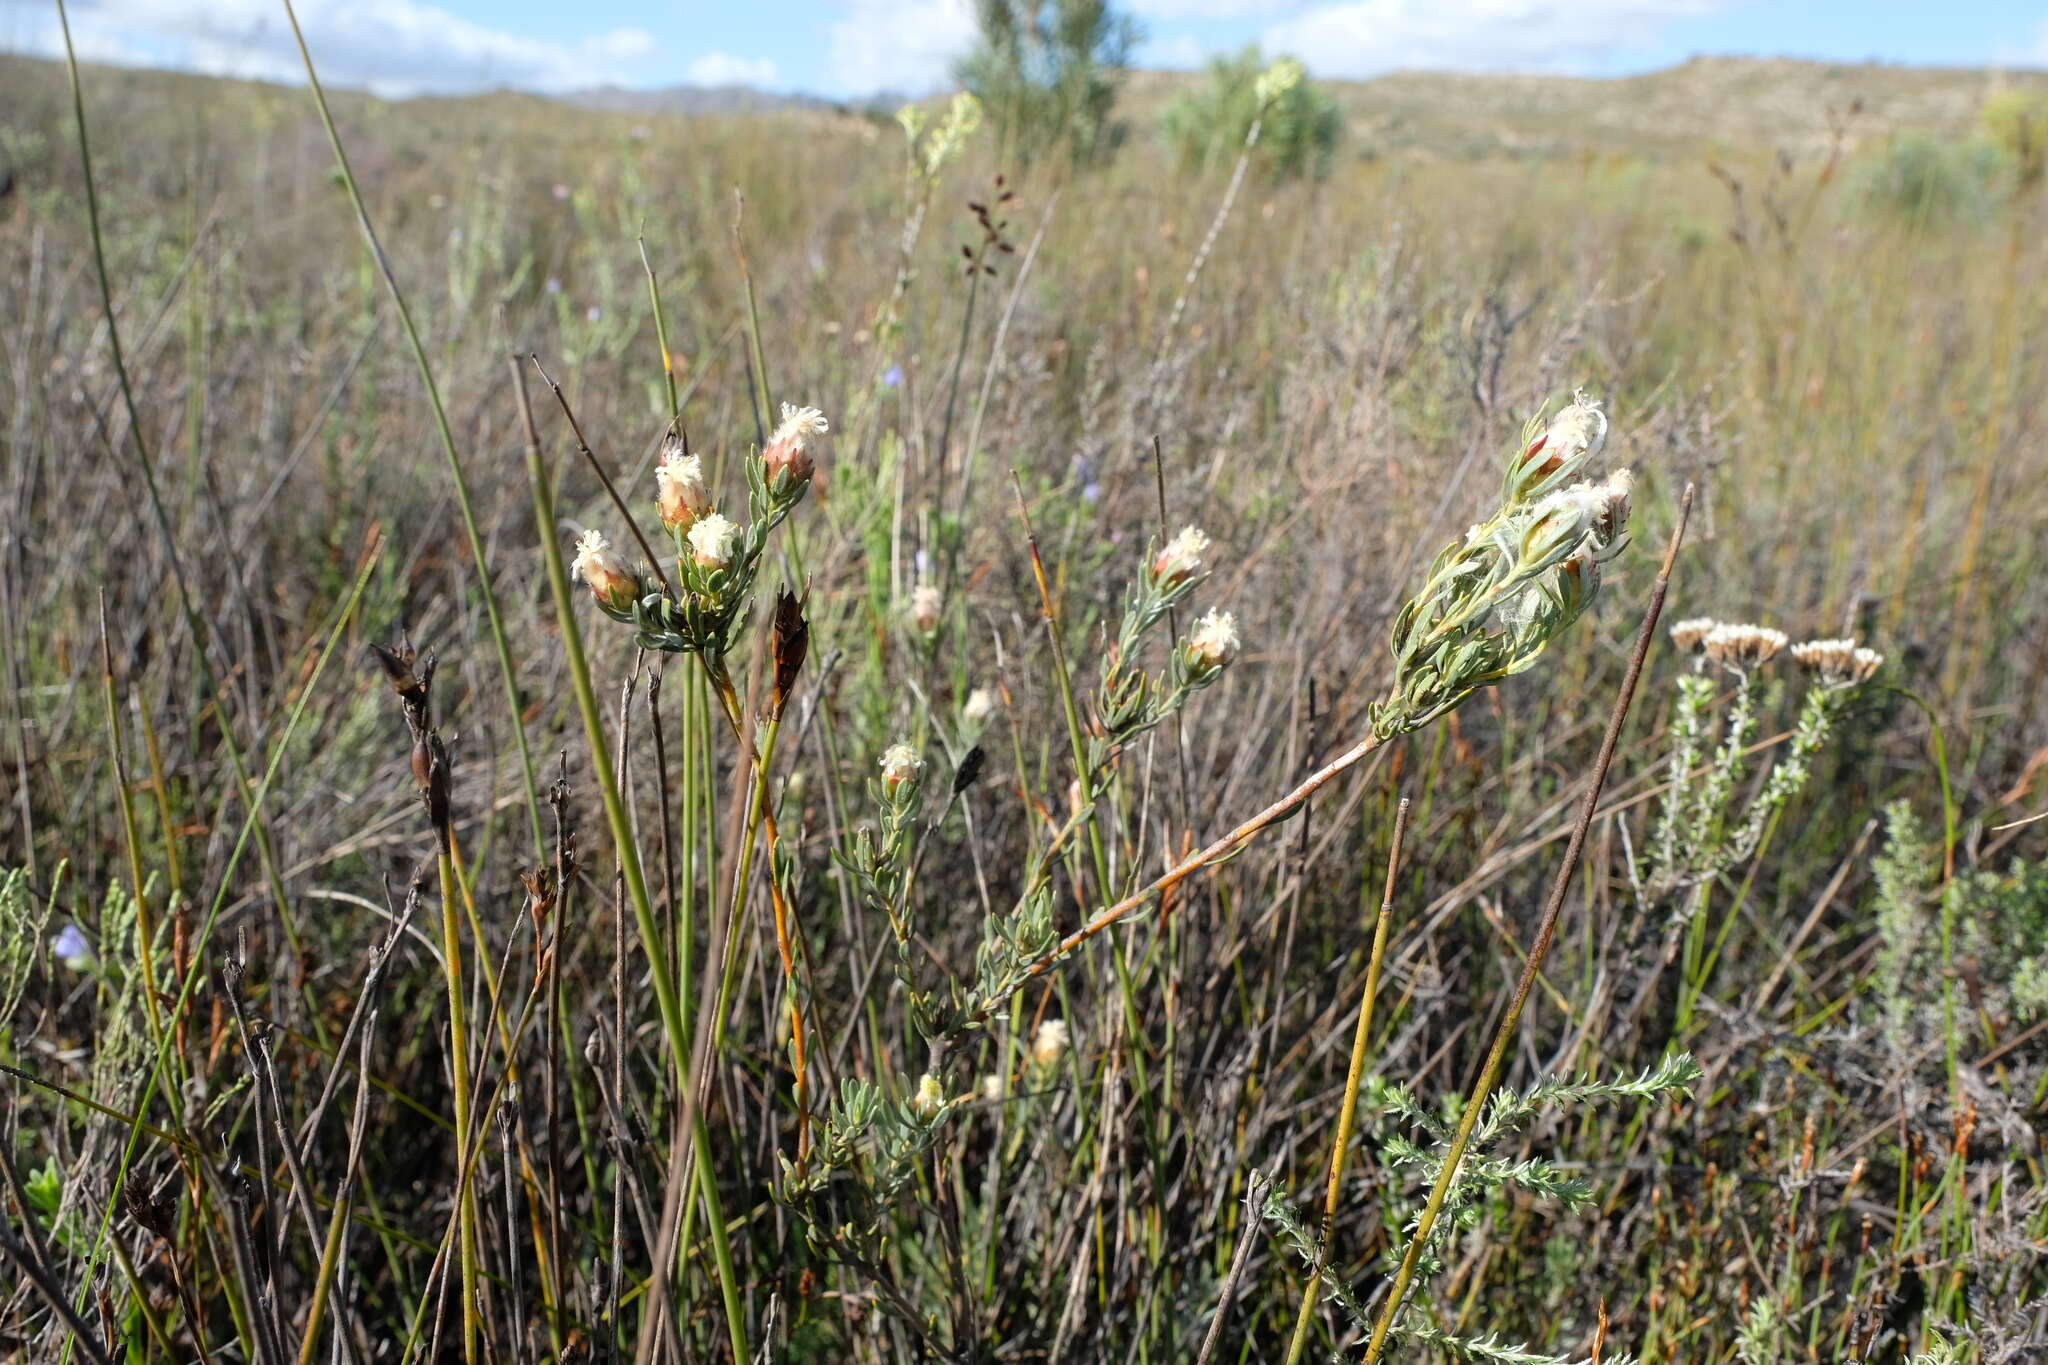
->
[1285,797,1409,1365]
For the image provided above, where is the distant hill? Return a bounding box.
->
[4,51,2045,162]
[566,85,840,117]
[1120,56,2048,157]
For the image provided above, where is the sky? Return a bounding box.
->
[6,1,2048,100]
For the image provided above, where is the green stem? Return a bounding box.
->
[1285,797,1409,1365]
[279,0,545,863]
[514,366,750,1365]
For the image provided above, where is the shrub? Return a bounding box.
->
[1162,47,1341,180]
[956,0,1139,168]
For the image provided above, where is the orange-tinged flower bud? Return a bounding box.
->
[571,530,640,612]
[656,450,711,529]
[762,402,828,485]
[1151,525,1210,586]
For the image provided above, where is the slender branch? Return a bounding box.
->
[1360,484,1695,1363]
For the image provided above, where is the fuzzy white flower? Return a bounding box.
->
[908,583,943,634]
[1031,1018,1070,1067]
[963,686,997,726]
[979,1073,1004,1102]
[1669,617,1721,653]
[686,512,741,570]
[1703,622,1790,669]
[879,742,922,790]
[571,529,638,610]
[1187,609,1240,671]
[1152,525,1210,585]
[763,403,828,484]
[1790,637,1884,688]
[656,450,711,528]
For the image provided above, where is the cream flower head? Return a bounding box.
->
[571,529,638,610]
[656,450,710,528]
[879,742,922,789]
[686,512,741,570]
[1031,1018,1070,1067]
[1152,525,1210,585]
[1188,609,1240,670]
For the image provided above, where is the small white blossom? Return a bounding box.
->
[1669,617,1721,653]
[1791,637,1884,688]
[1031,1018,1070,1067]
[770,403,829,449]
[879,742,922,789]
[1703,623,1789,669]
[687,512,741,570]
[908,583,943,634]
[1187,609,1240,671]
[571,530,638,610]
[1151,525,1210,585]
[763,403,828,484]
[656,450,711,528]
[963,687,997,726]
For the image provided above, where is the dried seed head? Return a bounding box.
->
[1031,1018,1070,1067]
[963,686,996,726]
[1702,622,1789,669]
[770,590,809,718]
[1186,609,1241,672]
[879,742,922,791]
[571,530,640,612]
[908,583,943,635]
[1506,389,1607,504]
[1790,637,1884,688]
[763,402,828,485]
[686,513,741,570]
[1151,525,1210,586]
[656,449,711,529]
[1669,617,1720,653]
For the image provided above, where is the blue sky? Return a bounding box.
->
[7,1,2047,99]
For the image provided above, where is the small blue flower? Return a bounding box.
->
[882,365,903,389]
[51,923,93,968]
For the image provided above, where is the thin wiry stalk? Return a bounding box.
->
[510,356,751,1365]
[277,0,546,861]
[1360,486,1694,1363]
[1285,795,1410,1364]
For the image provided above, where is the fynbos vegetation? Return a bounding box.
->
[3,11,2047,1364]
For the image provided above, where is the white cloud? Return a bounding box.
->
[1125,0,1295,17]
[824,0,976,96]
[1144,32,1209,70]
[5,0,654,95]
[685,51,779,88]
[1262,0,1725,78]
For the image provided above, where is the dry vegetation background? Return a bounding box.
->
[3,44,2048,1364]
